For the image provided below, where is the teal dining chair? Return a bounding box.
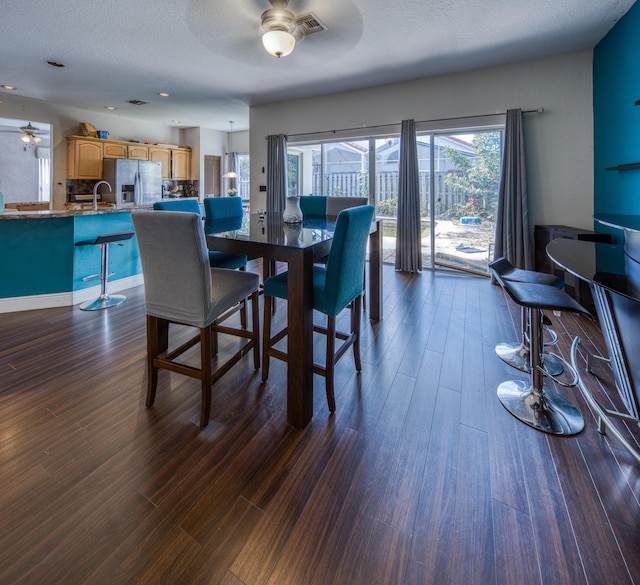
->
[203,195,244,223]
[153,199,248,270]
[299,195,328,218]
[261,204,375,412]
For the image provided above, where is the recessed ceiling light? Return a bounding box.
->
[171,119,181,124]
[1,85,17,90]
[105,106,117,110]
[158,92,170,97]
[46,60,65,68]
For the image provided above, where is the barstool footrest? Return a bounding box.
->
[495,342,564,376]
[82,271,115,283]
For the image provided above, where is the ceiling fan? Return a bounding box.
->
[261,0,327,58]
[0,122,47,149]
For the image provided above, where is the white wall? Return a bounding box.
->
[250,50,595,231]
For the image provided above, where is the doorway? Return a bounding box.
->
[204,155,221,197]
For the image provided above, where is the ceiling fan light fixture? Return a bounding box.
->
[262,29,296,58]
[261,0,297,58]
[20,134,31,143]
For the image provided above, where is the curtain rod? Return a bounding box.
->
[279,108,544,140]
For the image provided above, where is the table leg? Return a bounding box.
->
[286,247,315,428]
[368,220,383,321]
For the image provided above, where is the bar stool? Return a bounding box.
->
[494,278,591,435]
[489,257,564,376]
[75,231,134,311]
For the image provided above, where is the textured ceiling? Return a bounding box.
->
[0,0,634,131]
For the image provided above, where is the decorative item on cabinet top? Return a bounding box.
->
[66,135,191,181]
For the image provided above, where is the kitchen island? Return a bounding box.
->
[0,207,145,313]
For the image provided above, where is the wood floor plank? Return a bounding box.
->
[405,386,461,585]
[2,267,640,584]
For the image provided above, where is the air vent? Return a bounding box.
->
[295,12,327,36]
[126,99,148,106]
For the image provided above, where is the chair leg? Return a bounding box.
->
[251,291,261,370]
[352,294,363,371]
[325,315,337,412]
[262,295,273,382]
[199,325,213,428]
[146,316,168,408]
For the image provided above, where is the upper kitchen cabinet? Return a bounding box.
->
[148,146,172,178]
[149,145,192,179]
[67,137,103,179]
[67,136,191,180]
[103,142,128,159]
[171,148,191,180]
[127,144,149,160]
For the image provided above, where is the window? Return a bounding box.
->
[237,154,250,201]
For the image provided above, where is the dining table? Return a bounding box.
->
[205,210,383,429]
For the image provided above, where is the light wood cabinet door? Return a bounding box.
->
[103,143,128,159]
[127,144,149,160]
[67,138,103,179]
[171,149,190,180]
[148,147,172,179]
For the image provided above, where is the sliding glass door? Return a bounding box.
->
[287,126,502,275]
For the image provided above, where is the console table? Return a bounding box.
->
[547,226,640,462]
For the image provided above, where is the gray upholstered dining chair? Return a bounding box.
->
[326,196,369,216]
[131,210,260,428]
[261,205,374,412]
[153,198,248,270]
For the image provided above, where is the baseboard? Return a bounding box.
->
[0,274,144,314]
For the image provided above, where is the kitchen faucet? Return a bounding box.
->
[92,180,112,211]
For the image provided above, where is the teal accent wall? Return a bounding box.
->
[0,212,141,299]
[594,1,640,242]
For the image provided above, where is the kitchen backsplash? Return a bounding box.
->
[67,179,199,202]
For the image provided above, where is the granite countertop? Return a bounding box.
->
[0,205,153,219]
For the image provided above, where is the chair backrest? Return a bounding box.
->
[300,195,328,218]
[153,198,202,214]
[324,205,374,316]
[326,196,369,216]
[203,196,243,220]
[132,211,212,327]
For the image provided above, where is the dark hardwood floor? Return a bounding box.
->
[1,263,640,585]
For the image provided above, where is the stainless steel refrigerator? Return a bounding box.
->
[101,159,162,207]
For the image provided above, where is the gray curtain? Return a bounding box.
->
[494,109,532,269]
[395,119,422,272]
[266,134,287,214]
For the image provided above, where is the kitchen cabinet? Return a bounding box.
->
[127,144,149,160]
[66,137,103,179]
[171,148,190,180]
[67,136,191,180]
[103,143,128,159]
[148,146,172,179]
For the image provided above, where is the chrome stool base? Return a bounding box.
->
[495,342,564,376]
[497,379,584,435]
[80,293,127,311]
